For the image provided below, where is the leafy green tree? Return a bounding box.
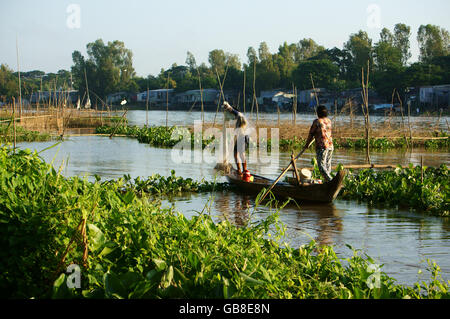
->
[393,23,412,66]
[405,58,449,87]
[246,47,258,66]
[312,48,354,87]
[292,59,339,90]
[374,28,402,71]
[275,42,298,87]
[344,30,373,81]
[257,42,271,62]
[208,49,227,75]
[372,64,406,100]
[225,53,241,71]
[255,42,280,90]
[417,24,450,62]
[185,51,197,72]
[295,38,325,62]
[71,39,135,99]
[0,64,18,99]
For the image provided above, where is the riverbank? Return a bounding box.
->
[1,146,448,299]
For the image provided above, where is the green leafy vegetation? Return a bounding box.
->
[279,136,448,151]
[0,123,52,143]
[119,170,230,195]
[96,125,182,147]
[95,125,215,149]
[0,146,449,299]
[340,164,449,216]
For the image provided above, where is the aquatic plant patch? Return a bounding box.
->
[340,164,449,216]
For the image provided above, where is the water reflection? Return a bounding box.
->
[214,193,252,227]
[298,203,343,247]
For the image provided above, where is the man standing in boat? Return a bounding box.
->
[301,105,334,182]
[223,101,250,176]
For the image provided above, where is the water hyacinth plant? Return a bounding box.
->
[340,164,449,216]
[117,171,230,195]
[96,125,215,149]
[0,146,449,299]
[96,124,448,151]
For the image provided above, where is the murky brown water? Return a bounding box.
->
[17,120,450,287]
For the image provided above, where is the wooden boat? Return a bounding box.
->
[226,168,346,204]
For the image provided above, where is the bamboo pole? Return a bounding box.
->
[291,153,301,185]
[421,156,424,184]
[243,69,246,114]
[284,163,431,172]
[213,67,228,126]
[12,97,16,151]
[166,74,170,128]
[196,68,204,126]
[253,61,258,126]
[407,100,413,147]
[146,85,149,127]
[84,68,90,108]
[254,91,259,127]
[396,91,408,148]
[277,104,280,127]
[310,74,319,117]
[292,83,295,125]
[361,61,371,165]
[250,94,255,118]
[16,36,23,120]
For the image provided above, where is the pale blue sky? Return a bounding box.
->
[1,0,449,76]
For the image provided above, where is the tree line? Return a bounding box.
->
[1,23,449,104]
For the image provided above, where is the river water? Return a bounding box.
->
[125,110,450,131]
[16,110,450,287]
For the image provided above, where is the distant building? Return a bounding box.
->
[107,92,128,104]
[174,89,219,105]
[298,88,326,106]
[136,89,174,104]
[30,90,79,104]
[419,85,450,108]
[338,88,383,108]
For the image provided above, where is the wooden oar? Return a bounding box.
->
[260,141,314,202]
[291,153,301,186]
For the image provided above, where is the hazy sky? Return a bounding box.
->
[1,0,449,76]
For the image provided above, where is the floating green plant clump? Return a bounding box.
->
[118,171,230,195]
[96,125,214,149]
[340,164,449,216]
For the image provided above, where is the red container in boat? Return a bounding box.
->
[242,170,253,182]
